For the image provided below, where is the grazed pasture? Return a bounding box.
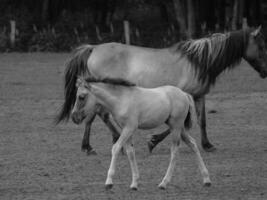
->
[0,53,267,200]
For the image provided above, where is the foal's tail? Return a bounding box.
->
[184,94,196,130]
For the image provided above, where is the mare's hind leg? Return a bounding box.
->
[147,129,170,153]
[158,127,180,189]
[82,113,97,155]
[181,128,211,186]
[195,96,216,152]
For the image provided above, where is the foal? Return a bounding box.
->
[73,77,211,190]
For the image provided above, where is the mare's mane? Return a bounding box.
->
[172,29,252,84]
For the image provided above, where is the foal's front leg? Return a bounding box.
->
[125,137,139,190]
[105,126,135,189]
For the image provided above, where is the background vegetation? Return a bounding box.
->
[0,0,265,52]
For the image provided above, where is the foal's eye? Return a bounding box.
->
[78,95,86,101]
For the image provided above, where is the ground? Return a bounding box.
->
[0,53,267,200]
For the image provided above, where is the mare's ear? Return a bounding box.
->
[251,25,262,37]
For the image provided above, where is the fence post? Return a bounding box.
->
[242,18,248,30]
[10,20,16,48]
[123,20,130,45]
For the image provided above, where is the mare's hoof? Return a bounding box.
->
[147,141,156,153]
[81,145,88,152]
[81,143,91,152]
[105,184,113,190]
[202,143,216,152]
[204,182,212,187]
[87,149,97,156]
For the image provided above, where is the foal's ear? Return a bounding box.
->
[84,82,91,90]
[76,77,83,87]
[251,25,262,37]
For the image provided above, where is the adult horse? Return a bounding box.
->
[56,27,267,154]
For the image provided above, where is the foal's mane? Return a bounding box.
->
[173,29,252,85]
[85,77,136,87]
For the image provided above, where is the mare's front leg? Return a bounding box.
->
[82,113,97,155]
[105,126,135,189]
[194,96,216,152]
[97,107,121,144]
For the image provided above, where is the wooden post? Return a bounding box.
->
[95,25,102,41]
[242,18,248,30]
[123,20,130,44]
[10,20,16,48]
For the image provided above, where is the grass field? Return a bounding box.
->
[1,53,267,200]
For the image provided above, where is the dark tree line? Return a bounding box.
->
[0,0,265,51]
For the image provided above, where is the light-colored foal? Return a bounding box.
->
[74,77,211,190]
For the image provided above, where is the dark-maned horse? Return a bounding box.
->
[56,27,267,154]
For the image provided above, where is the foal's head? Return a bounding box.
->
[71,77,97,124]
[244,26,267,78]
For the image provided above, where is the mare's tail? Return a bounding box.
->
[55,44,94,124]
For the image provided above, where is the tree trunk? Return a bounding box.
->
[187,0,195,38]
[238,0,244,27]
[172,0,187,39]
[42,0,49,22]
[232,0,239,30]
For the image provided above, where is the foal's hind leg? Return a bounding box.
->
[158,127,180,189]
[181,128,211,186]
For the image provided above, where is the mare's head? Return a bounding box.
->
[244,26,267,78]
[71,77,97,124]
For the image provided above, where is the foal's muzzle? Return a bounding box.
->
[71,111,85,124]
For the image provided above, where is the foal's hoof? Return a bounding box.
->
[87,149,97,156]
[130,186,138,191]
[105,184,113,190]
[147,141,156,153]
[158,183,167,190]
[158,185,166,190]
[202,143,216,152]
[204,182,212,187]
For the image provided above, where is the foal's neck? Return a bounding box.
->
[90,83,123,110]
